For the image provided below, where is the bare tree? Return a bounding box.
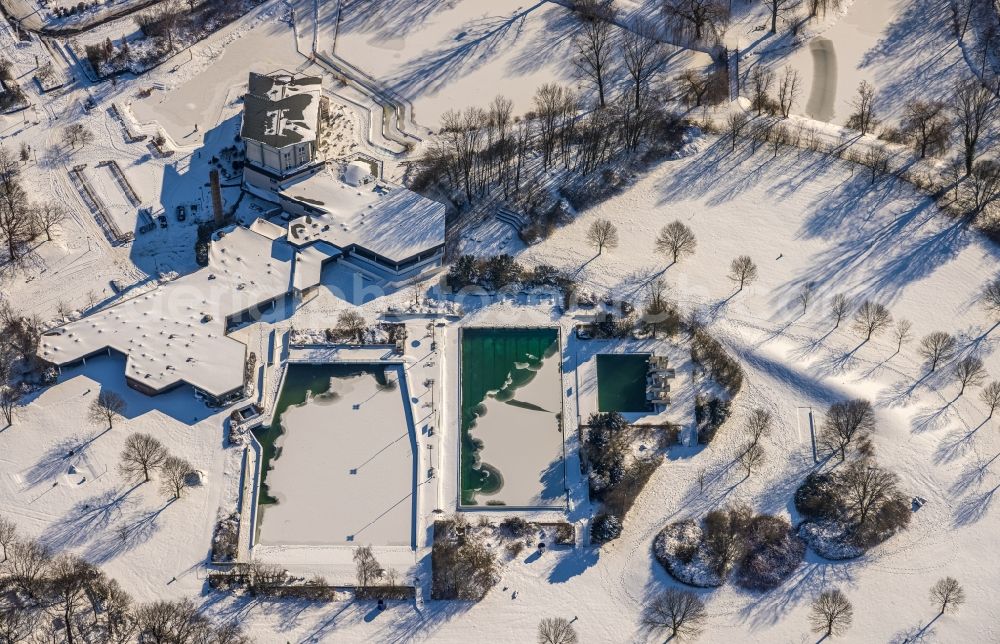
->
[662,0,730,43]
[49,554,100,644]
[954,356,986,396]
[763,0,801,33]
[643,588,707,640]
[0,147,30,262]
[8,539,51,598]
[89,390,126,429]
[980,381,1000,419]
[847,81,878,135]
[744,407,773,448]
[777,65,801,117]
[967,159,1000,213]
[892,319,912,354]
[820,399,876,461]
[807,0,842,17]
[160,455,192,500]
[572,1,616,108]
[0,386,21,426]
[842,458,902,530]
[586,218,619,254]
[797,281,815,313]
[677,69,712,107]
[335,309,367,343]
[930,577,965,615]
[830,293,850,328]
[861,144,891,184]
[919,332,957,371]
[0,603,36,643]
[655,220,697,265]
[901,100,949,158]
[31,201,67,242]
[853,300,892,341]
[810,589,853,638]
[353,545,383,589]
[118,433,168,483]
[726,111,750,151]
[953,79,997,175]
[621,22,667,115]
[728,255,758,291]
[0,515,15,562]
[537,617,578,644]
[749,65,775,115]
[982,278,1000,320]
[738,440,766,478]
[91,576,135,644]
[62,123,95,150]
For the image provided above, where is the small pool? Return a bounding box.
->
[596,354,650,413]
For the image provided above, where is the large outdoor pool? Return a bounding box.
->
[252,363,416,547]
[460,327,565,507]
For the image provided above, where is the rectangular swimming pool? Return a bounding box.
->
[596,353,651,413]
[460,327,565,508]
[253,363,416,547]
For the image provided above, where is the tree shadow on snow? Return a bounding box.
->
[38,484,141,551]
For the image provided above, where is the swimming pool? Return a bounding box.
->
[460,327,565,507]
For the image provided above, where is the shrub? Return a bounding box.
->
[695,395,732,445]
[591,513,622,543]
[500,516,531,539]
[794,472,843,520]
[735,515,806,591]
[692,330,744,396]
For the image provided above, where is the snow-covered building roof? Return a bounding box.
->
[293,241,341,292]
[249,217,287,240]
[281,170,447,266]
[241,71,322,149]
[39,227,294,399]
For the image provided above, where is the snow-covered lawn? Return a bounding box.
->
[0,354,236,603]
[334,0,708,127]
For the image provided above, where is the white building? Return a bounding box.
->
[241,71,324,188]
[241,70,446,279]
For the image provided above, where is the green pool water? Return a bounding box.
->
[460,327,560,505]
[596,354,650,413]
[252,363,393,506]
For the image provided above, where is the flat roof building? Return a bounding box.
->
[38,227,294,403]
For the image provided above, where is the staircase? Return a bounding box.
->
[495,207,529,232]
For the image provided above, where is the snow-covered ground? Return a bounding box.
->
[334,0,709,127]
[3,0,1000,642]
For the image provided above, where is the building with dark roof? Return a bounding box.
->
[242,71,324,182]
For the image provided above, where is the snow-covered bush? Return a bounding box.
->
[590,513,622,543]
[794,459,911,558]
[734,515,806,591]
[656,509,805,590]
[653,520,725,588]
[211,513,240,562]
[695,395,732,445]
